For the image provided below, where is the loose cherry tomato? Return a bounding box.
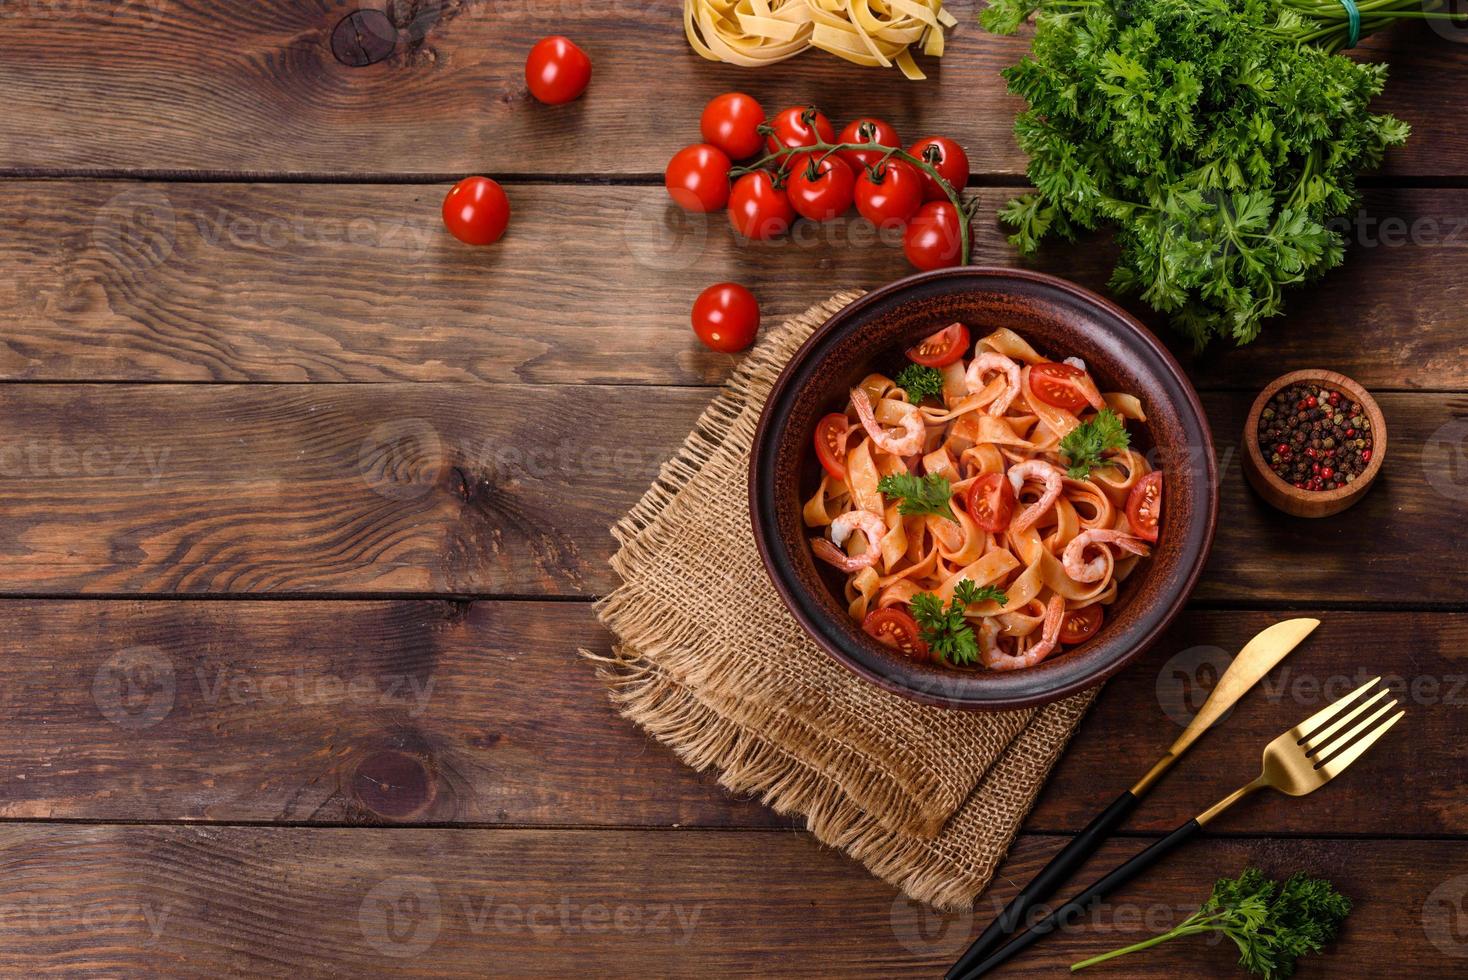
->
[691,282,760,353]
[441,176,511,246]
[854,160,923,228]
[766,106,836,154]
[1126,471,1162,544]
[728,171,794,240]
[524,36,591,105]
[908,135,970,201]
[906,322,969,368]
[965,472,1017,533]
[814,413,850,481]
[1059,605,1104,645]
[665,143,731,212]
[862,607,930,662]
[700,92,766,160]
[903,201,964,271]
[837,117,900,172]
[787,154,855,222]
[1029,362,1092,414]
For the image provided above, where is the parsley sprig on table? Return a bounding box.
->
[1072,868,1351,978]
[910,580,1009,667]
[1059,409,1129,479]
[877,473,956,522]
[894,364,945,405]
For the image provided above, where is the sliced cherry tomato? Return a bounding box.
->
[1059,605,1104,645]
[903,201,964,271]
[837,117,900,172]
[524,36,592,105]
[728,171,794,240]
[908,136,970,201]
[1029,361,1092,414]
[700,92,765,159]
[862,607,930,662]
[664,143,731,213]
[787,155,855,222]
[854,160,923,229]
[906,322,970,368]
[1126,471,1163,544]
[766,106,836,154]
[691,282,759,353]
[441,176,511,246]
[965,472,1017,533]
[813,413,850,481]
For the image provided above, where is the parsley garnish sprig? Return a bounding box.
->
[910,580,1009,667]
[877,473,957,523]
[894,364,945,405]
[1059,409,1129,479]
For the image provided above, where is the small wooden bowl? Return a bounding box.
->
[1242,370,1386,518]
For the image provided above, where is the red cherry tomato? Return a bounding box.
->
[766,106,836,154]
[814,413,850,481]
[1029,362,1092,414]
[855,160,923,228]
[441,176,511,246]
[837,117,900,172]
[1059,605,1104,645]
[1126,471,1163,544]
[728,171,794,240]
[965,472,1017,533]
[664,143,731,213]
[700,92,766,160]
[524,36,591,105]
[908,136,970,201]
[862,607,930,662]
[691,283,760,353]
[905,322,969,368]
[903,201,964,271]
[787,155,855,222]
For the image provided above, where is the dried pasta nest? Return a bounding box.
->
[684,0,956,81]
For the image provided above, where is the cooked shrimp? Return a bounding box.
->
[812,509,887,573]
[850,387,925,456]
[981,594,1066,671]
[966,352,1022,416]
[1008,460,1065,532]
[1062,528,1152,583]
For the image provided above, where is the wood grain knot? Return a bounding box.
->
[331,10,398,67]
[352,749,436,818]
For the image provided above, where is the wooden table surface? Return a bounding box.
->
[2,3,1465,976]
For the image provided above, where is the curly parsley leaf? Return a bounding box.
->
[911,580,1009,667]
[1060,409,1130,479]
[954,579,1007,607]
[894,364,946,404]
[877,473,956,523]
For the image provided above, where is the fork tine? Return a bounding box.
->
[1302,686,1390,754]
[1314,698,1399,766]
[1317,708,1404,781]
[1292,676,1382,743]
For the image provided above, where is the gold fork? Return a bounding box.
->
[958,676,1404,979]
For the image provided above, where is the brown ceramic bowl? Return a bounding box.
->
[749,268,1218,710]
[1242,369,1386,518]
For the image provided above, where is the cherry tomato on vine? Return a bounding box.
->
[1059,605,1104,645]
[700,92,766,160]
[908,136,970,201]
[1029,362,1093,414]
[664,143,731,213]
[1126,471,1163,544]
[766,106,836,154]
[787,155,855,222]
[854,160,923,228]
[837,117,900,172]
[524,36,591,105]
[691,282,760,353]
[813,413,851,481]
[728,171,794,240]
[903,201,964,270]
[441,176,511,246]
[861,607,929,662]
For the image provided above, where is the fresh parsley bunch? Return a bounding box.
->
[981,0,1444,348]
[911,579,1008,666]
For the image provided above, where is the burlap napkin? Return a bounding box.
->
[586,291,1096,909]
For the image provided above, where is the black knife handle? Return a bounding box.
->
[954,818,1203,980]
[945,789,1139,980]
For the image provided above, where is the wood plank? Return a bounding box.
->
[0,601,1457,836]
[0,384,1459,599]
[0,3,1460,179]
[0,825,1460,976]
[4,181,1466,387]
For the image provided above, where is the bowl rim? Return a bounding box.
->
[1243,369,1385,504]
[748,266,1219,710]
